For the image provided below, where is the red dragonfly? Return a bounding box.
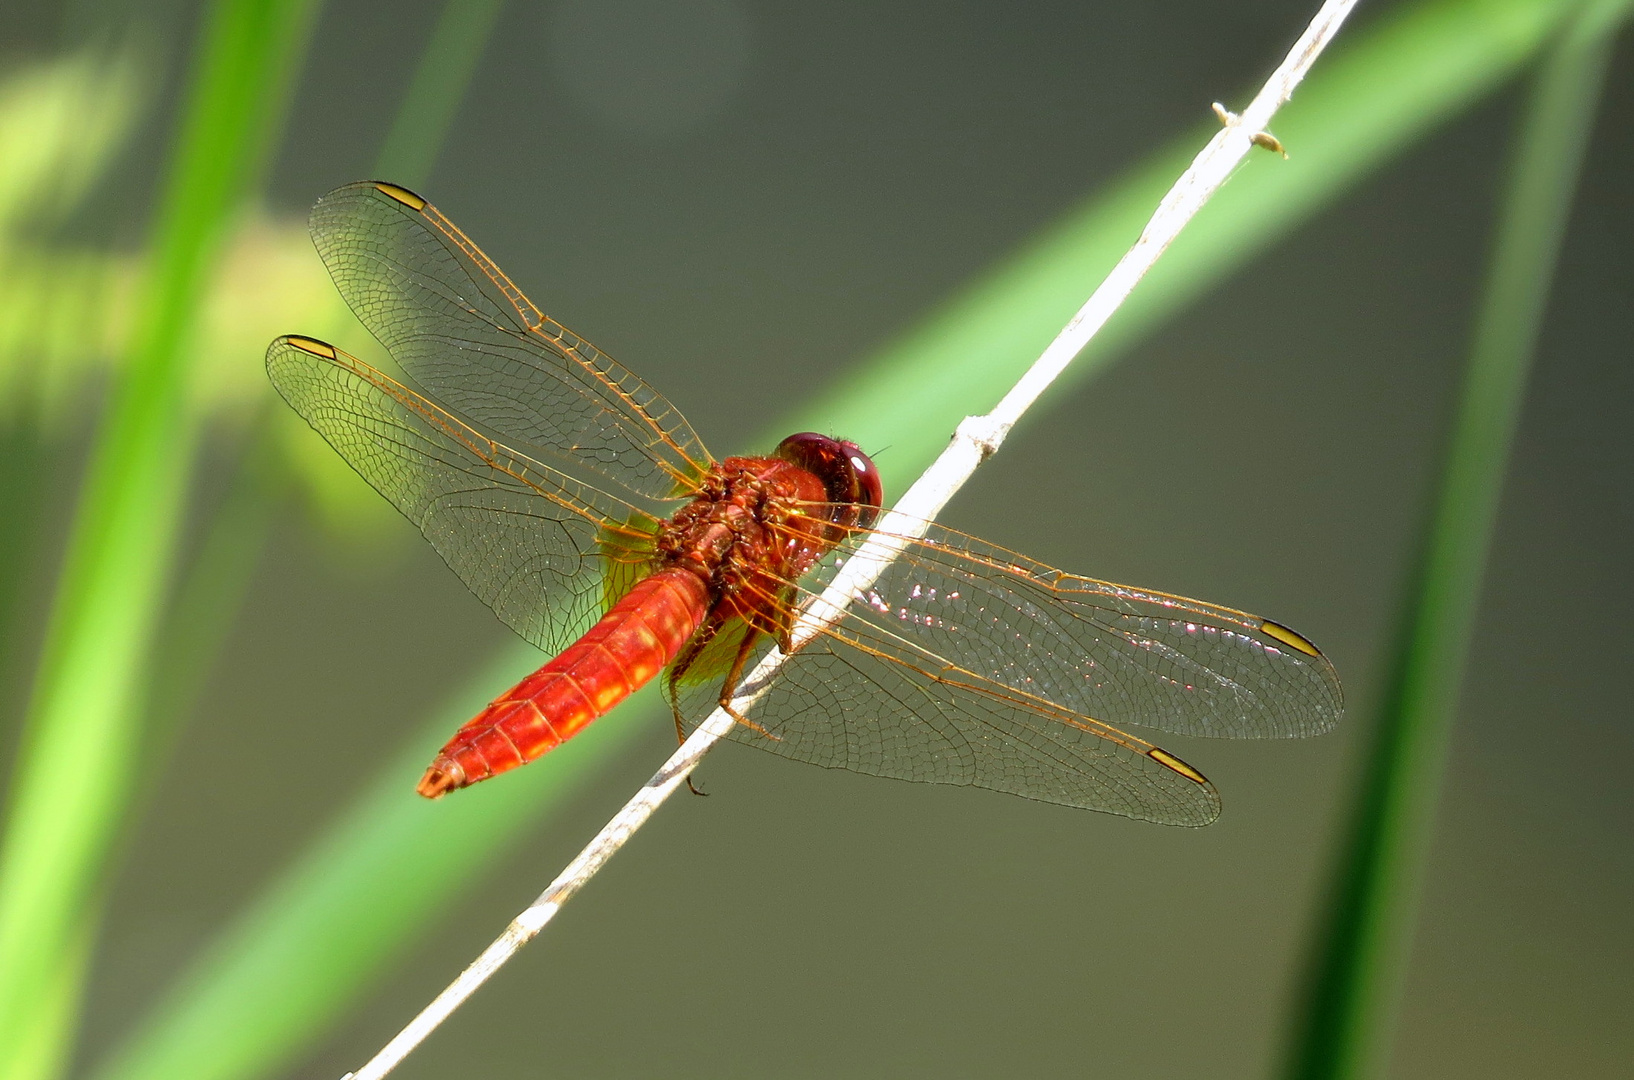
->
[267,181,1341,826]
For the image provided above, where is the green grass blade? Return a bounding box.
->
[87,10,512,1075]
[0,3,320,1079]
[0,51,140,236]
[1281,3,1631,1078]
[93,0,1591,1078]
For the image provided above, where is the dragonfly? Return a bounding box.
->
[267,181,1342,827]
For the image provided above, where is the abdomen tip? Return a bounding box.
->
[416,759,465,799]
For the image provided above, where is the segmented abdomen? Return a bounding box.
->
[416,568,710,798]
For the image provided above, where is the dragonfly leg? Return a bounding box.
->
[667,615,726,797]
[769,583,801,654]
[717,627,780,742]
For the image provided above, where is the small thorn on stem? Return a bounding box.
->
[1251,131,1289,157]
[1213,101,1288,157]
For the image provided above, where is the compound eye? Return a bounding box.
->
[839,441,883,516]
[774,432,885,525]
[774,432,836,471]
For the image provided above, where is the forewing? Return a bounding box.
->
[307,181,712,501]
[830,522,1343,739]
[267,336,663,657]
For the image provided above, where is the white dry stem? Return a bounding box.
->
[342,2,1359,1076]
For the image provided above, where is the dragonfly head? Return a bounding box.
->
[775,432,884,529]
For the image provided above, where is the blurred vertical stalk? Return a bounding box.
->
[1282,3,1630,1078]
[0,2,319,1078]
[372,0,506,185]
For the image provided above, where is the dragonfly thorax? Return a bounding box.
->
[656,456,830,590]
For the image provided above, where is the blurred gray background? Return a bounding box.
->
[4,0,1631,1076]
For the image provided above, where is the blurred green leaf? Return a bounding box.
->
[1282,2,1631,1078]
[68,8,517,1077]
[0,3,321,1079]
[90,2,1596,1079]
[0,52,140,235]
[0,54,139,431]
[0,4,512,543]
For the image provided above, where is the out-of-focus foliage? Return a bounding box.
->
[0,52,138,234]
[0,53,139,430]
[0,52,399,546]
[0,2,323,1072]
[1284,2,1631,1077]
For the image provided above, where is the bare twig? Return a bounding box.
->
[342,2,1360,1076]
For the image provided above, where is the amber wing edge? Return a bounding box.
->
[345,179,716,501]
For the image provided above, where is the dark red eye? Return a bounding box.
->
[775,432,885,528]
[837,439,883,514]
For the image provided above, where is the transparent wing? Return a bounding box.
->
[308,181,713,502]
[267,335,664,657]
[812,520,1345,740]
[673,513,1341,825]
[674,625,1222,825]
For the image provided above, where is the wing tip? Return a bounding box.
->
[369,180,427,211]
[273,334,338,360]
[1147,746,1209,787]
[1143,746,1221,825]
[1259,617,1324,658]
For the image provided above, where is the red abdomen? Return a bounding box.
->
[416,568,710,798]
